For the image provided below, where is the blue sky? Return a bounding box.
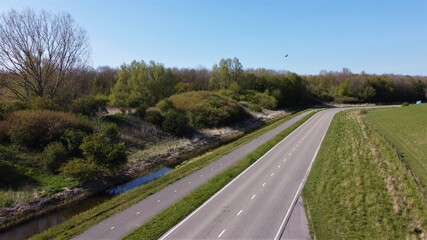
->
[1,0,426,75]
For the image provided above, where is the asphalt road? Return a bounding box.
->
[73,110,313,240]
[161,108,341,240]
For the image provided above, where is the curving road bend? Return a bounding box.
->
[72,110,313,240]
[160,108,342,240]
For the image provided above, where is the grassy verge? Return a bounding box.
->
[32,109,312,240]
[367,104,427,194]
[0,144,77,208]
[124,111,316,240]
[302,110,427,239]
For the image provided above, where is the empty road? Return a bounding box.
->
[161,108,341,239]
[73,110,313,240]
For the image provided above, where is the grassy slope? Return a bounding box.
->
[367,104,427,193]
[32,110,310,240]
[124,112,316,240]
[0,145,77,208]
[303,110,427,239]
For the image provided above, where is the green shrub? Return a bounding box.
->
[80,133,127,171]
[3,100,28,112]
[97,123,119,140]
[2,110,93,149]
[0,160,34,189]
[72,96,108,117]
[247,102,262,112]
[256,92,277,109]
[402,102,409,106]
[30,96,60,111]
[168,91,247,128]
[156,99,175,112]
[61,158,99,184]
[42,142,68,173]
[144,109,164,126]
[61,129,88,154]
[134,105,147,119]
[162,109,188,136]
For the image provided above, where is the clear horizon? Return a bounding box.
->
[1,0,426,76]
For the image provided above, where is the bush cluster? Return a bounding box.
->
[42,141,68,173]
[30,96,60,111]
[80,133,127,171]
[144,109,164,126]
[219,89,277,112]
[0,110,93,149]
[60,158,99,184]
[72,95,108,117]
[161,109,189,136]
[167,91,246,128]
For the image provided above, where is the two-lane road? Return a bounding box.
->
[73,111,313,240]
[161,108,341,239]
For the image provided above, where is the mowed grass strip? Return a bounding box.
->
[303,110,427,239]
[32,110,311,240]
[367,104,427,194]
[124,112,316,240]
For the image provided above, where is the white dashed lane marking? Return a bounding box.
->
[218,229,226,238]
[237,209,243,216]
[251,194,256,199]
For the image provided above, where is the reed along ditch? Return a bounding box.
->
[0,167,172,240]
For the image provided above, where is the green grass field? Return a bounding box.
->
[32,110,312,240]
[303,109,427,239]
[367,104,427,194]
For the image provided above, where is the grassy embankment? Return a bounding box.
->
[303,108,427,239]
[124,111,316,240]
[33,110,314,240]
[367,104,427,195]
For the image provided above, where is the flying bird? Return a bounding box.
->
[285,54,288,57]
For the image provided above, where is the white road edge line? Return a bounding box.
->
[218,229,226,238]
[159,111,320,240]
[273,112,332,240]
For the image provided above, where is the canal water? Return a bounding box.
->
[0,167,172,240]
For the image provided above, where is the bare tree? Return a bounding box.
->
[0,9,90,101]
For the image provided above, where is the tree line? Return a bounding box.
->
[1,8,427,186]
